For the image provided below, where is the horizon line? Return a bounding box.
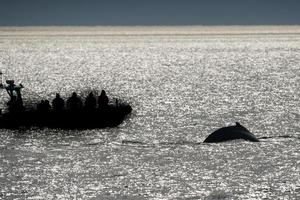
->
[1,24,300,27]
[1,25,300,36]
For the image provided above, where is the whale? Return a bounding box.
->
[203,122,259,143]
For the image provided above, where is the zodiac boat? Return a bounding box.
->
[0,79,132,129]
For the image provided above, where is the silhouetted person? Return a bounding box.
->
[5,81,24,113]
[37,100,51,113]
[44,100,51,112]
[7,96,18,113]
[98,90,109,108]
[52,93,65,112]
[84,92,96,110]
[66,92,83,111]
[37,100,44,112]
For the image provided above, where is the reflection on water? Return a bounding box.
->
[0,27,299,199]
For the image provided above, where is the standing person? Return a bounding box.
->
[5,81,24,113]
[52,93,65,112]
[7,96,18,113]
[66,92,83,111]
[98,90,109,108]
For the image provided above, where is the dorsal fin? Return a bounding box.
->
[235,122,249,132]
[235,122,241,127]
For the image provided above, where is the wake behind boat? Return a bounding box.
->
[0,79,132,129]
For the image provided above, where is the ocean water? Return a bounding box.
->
[0,26,299,199]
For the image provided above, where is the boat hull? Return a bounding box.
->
[0,105,132,129]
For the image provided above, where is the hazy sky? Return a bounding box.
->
[0,0,300,26]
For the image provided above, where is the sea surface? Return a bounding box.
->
[0,26,299,199]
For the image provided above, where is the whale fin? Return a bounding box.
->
[235,122,242,127]
[235,122,249,132]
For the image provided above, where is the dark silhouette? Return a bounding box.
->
[84,92,97,110]
[52,93,65,112]
[115,98,119,107]
[203,122,259,143]
[37,100,51,113]
[44,100,51,112]
[98,90,109,108]
[5,80,24,113]
[7,96,18,113]
[37,100,44,112]
[66,92,83,111]
[0,80,132,129]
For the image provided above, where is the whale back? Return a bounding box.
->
[203,122,259,143]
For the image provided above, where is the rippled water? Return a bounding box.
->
[0,27,299,199]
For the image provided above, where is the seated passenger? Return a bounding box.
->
[43,100,51,112]
[37,100,51,113]
[84,92,96,110]
[66,92,83,111]
[52,93,65,112]
[98,90,109,108]
[37,100,44,112]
